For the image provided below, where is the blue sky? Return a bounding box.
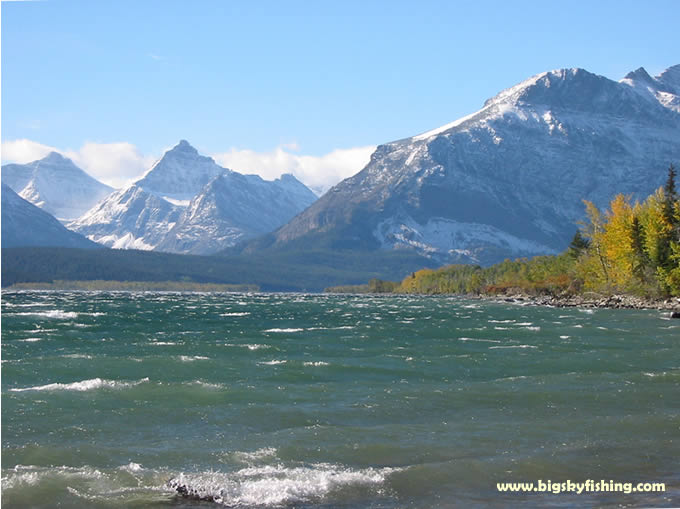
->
[2,0,679,189]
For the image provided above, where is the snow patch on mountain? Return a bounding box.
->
[68,184,181,249]
[374,215,557,264]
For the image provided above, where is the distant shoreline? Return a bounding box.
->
[5,281,680,314]
[474,292,680,312]
[5,280,259,292]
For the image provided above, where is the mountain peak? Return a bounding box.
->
[656,64,680,90]
[42,151,70,164]
[624,66,654,83]
[171,139,198,154]
[135,140,225,199]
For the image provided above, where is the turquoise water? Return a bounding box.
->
[1,291,679,508]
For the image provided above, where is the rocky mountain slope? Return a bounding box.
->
[2,152,113,221]
[1,184,99,249]
[252,64,680,266]
[156,172,317,254]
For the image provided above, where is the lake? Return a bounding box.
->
[2,291,678,507]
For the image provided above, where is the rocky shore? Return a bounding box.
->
[483,292,680,314]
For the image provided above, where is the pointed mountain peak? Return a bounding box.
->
[41,151,70,164]
[279,173,300,182]
[656,64,680,90]
[624,66,654,83]
[170,139,199,155]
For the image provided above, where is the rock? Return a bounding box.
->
[670,311,680,319]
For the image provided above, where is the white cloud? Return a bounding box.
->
[64,142,155,189]
[2,139,376,194]
[212,144,376,195]
[1,139,55,163]
[2,139,154,189]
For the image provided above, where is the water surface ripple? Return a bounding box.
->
[2,291,679,507]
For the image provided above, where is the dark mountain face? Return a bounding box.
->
[1,184,99,249]
[252,65,680,266]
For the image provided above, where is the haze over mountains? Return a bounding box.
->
[2,64,680,278]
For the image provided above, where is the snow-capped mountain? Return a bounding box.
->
[70,140,318,253]
[135,140,227,202]
[1,152,113,221]
[1,183,99,249]
[257,64,680,265]
[156,172,318,254]
[67,184,182,250]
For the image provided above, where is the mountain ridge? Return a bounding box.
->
[69,140,318,254]
[1,152,113,221]
[240,64,680,266]
[1,183,100,249]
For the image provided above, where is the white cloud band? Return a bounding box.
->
[1,139,375,194]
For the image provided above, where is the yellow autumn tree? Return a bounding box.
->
[578,199,610,291]
[601,194,637,290]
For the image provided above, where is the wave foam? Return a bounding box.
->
[12,310,78,319]
[10,377,149,393]
[458,337,501,343]
[167,464,396,506]
[488,345,538,349]
[178,355,210,362]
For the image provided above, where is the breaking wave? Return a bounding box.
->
[167,463,398,506]
[9,377,149,393]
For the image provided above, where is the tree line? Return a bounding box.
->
[333,165,680,298]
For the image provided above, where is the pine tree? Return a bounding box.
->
[663,164,679,233]
[665,163,677,201]
[630,215,649,282]
[568,230,590,259]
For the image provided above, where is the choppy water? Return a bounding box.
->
[1,291,679,508]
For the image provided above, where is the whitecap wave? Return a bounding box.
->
[488,345,538,349]
[167,463,397,506]
[12,310,78,319]
[10,377,149,393]
[229,447,278,465]
[220,312,251,317]
[263,328,304,333]
[188,380,226,389]
[303,361,330,366]
[258,360,287,365]
[458,337,501,343]
[178,355,210,362]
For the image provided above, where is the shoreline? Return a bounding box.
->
[476,292,680,312]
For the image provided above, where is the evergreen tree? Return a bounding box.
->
[630,215,649,282]
[663,163,679,234]
[568,230,590,259]
[665,163,677,201]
